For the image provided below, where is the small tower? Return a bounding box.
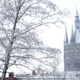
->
[70,26,76,43]
[75,9,79,29]
[64,27,68,44]
[75,9,80,43]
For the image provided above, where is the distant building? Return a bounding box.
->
[64,9,80,44]
[64,9,80,71]
[64,43,80,71]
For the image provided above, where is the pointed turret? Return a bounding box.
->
[70,26,76,43]
[65,8,80,44]
[75,8,79,29]
[74,8,80,43]
[76,8,79,17]
[64,27,68,44]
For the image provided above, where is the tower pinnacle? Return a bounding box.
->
[75,8,79,29]
[70,25,75,43]
[64,27,68,44]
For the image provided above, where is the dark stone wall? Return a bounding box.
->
[64,43,80,71]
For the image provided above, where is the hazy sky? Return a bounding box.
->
[41,0,80,48]
[55,0,80,28]
[55,0,80,13]
[59,0,80,40]
[38,0,80,48]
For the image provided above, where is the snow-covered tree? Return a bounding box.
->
[0,0,67,80]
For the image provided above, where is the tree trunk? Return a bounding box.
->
[1,3,20,80]
[1,52,10,80]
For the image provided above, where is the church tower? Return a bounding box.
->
[75,9,79,29]
[70,9,80,43]
[75,9,80,43]
[64,9,80,44]
[64,27,68,44]
[70,25,75,43]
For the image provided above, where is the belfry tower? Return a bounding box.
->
[70,25,76,43]
[64,27,68,44]
[64,8,80,44]
[74,9,80,43]
[70,9,80,44]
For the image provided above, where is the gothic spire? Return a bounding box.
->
[75,8,79,29]
[76,8,79,17]
[64,27,68,44]
[70,25,76,43]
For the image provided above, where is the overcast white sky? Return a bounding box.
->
[54,0,80,38]
[39,0,80,48]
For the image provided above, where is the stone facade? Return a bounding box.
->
[64,43,80,71]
